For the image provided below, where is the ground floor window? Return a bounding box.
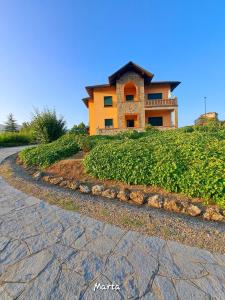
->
[126,119,135,127]
[105,119,113,128]
[148,117,163,126]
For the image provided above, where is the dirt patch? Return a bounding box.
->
[46,159,90,180]
[1,154,225,254]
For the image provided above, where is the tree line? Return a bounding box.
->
[2,109,88,144]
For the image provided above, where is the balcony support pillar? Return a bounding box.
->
[174,108,178,128]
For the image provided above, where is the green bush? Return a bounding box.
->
[19,134,79,168]
[71,134,118,152]
[70,122,88,134]
[30,108,66,144]
[145,125,160,133]
[0,132,33,147]
[84,130,225,207]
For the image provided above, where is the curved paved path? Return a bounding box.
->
[0,147,225,299]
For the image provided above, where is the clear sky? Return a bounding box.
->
[0,0,224,128]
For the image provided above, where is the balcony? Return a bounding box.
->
[145,97,177,108]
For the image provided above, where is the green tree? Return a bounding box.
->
[31,108,67,143]
[4,113,18,132]
[70,122,88,134]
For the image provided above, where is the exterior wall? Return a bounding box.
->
[116,72,145,129]
[88,99,95,135]
[88,86,117,135]
[144,84,171,99]
[97,127,145,135]
[145,110,172,127]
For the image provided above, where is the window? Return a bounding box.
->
[104,96,113,107]
[105,119,113,128]
[126,94,134,101]
[148,117,163,126]
[147,93,163,100]
[126,119,135,127]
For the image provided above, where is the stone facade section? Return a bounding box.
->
[116,72,146,129]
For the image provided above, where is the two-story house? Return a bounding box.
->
[82,61,180,135]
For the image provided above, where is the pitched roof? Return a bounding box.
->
[85,84,110,97]
[108,61,154,85]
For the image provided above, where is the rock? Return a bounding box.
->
[33,171,44,181]
[101,189,117,199]
[49,177,64,185]
[59,180,68,187]
[92,185,104,196]
[186,204,201,216]
[203,206,224,222]
[42,175,51,182]
[130,191,145,205]
[66,180,80,190]
[79,184,91,193]
[147,194,164,208]
[164,199,183,212]
[117,189,130,202]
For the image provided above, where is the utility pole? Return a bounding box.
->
[204,97,207,117]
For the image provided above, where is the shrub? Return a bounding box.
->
[30,108,66,144]
[178,126,194,133]
[84,130,225,207]
[71,134,117,152]
[145,125,160,133]
[0,132,33,147]
[70,122,88,134]
[19,134,79,168]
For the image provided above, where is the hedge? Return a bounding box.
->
[0,132,33,147]
[19,134,80,168]
[84,130,225,207]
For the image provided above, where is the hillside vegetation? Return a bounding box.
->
[84,125,225,206]
[19,123,225,206]
[0,132,33,147]
[19,134,80,167]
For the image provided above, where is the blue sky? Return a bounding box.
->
[0,0,224,128]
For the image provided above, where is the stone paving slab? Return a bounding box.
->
[0,147,225,299]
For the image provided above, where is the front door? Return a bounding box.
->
[126,119,135,127]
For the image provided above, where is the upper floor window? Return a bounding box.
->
[105,118,113,128]
[147,93,163,100]
[126,95,134,101]
[104,96,113,107]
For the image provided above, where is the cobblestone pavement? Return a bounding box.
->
[0,147,225,299]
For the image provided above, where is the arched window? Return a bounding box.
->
[124,82,137,101]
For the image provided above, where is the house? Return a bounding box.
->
[82,61,180,135]
[195,112,218,125]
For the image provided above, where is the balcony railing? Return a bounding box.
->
[145,97,177,107]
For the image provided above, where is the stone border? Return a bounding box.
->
[32,171,225,223]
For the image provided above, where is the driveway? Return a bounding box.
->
[0,147,225,299]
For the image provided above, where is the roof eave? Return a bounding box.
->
[108,61,154,85]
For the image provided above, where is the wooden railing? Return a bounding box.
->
[145,97,177,107]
